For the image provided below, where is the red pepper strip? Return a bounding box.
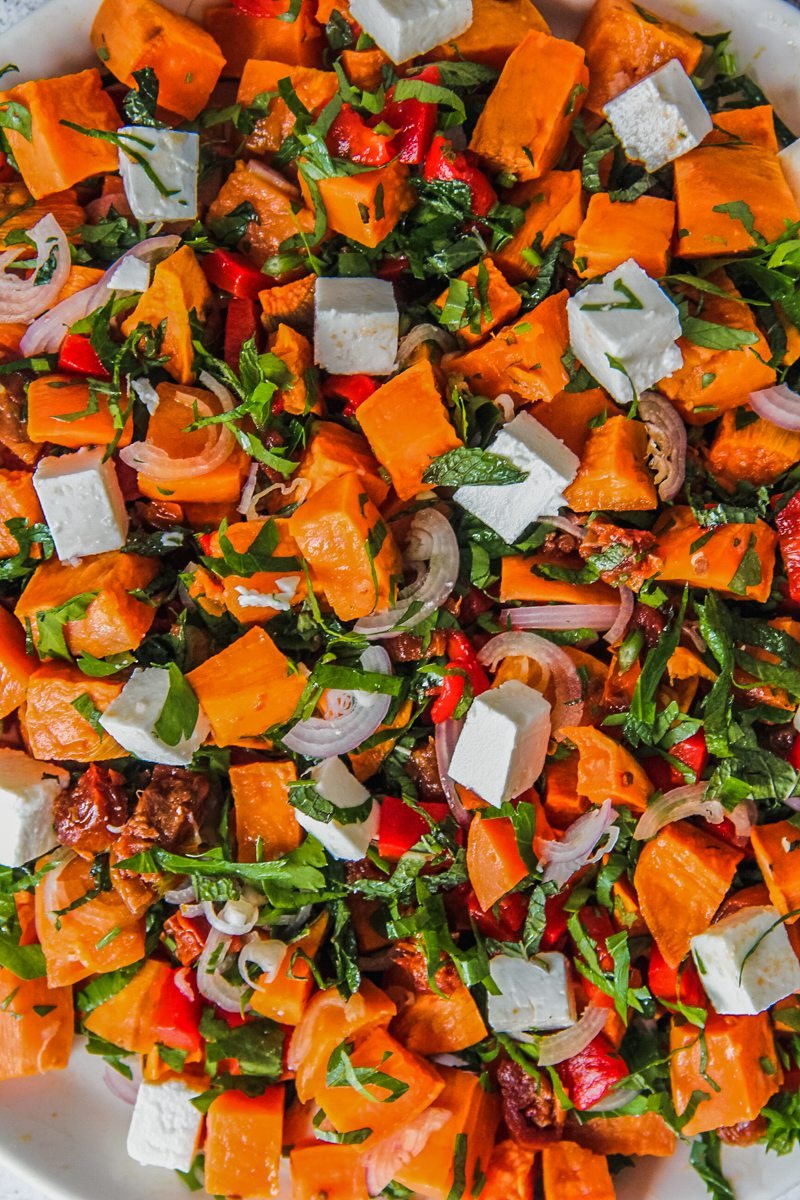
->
[203,248,266,302]
[430,633,491,724]
[224,297,261,370]
[469,890,528,941]
[322,373,378,417]
[423,134,498,218]
[231,0,287,14]
[555,1033,629,1111]
[378,796,450,861]
[648,944,706,1009]
[152,967,203,1054]
[790,735,800,771]
[57,333,111,379]
[327,102,397,167]
[776,492,800,603]
[573,906,615,973]
[644,729,709,792]
[0,152,16,183]
[382,65,440,165]
[540,890,571,950]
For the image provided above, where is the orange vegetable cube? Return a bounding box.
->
[237,61,337,154]
[356,359,462,500]
[710,105,779,152]
[432,0,549,69]
[565,416,657,512]
[83,960,172,1054]
[27,375,133,449]
[121,247,213,385]
[290,1144,369,1200]
[470,31,588,181]
[205,1088,284,1199]
[302,160,415,249]
[541,1142,614,1200]
[751,819,800,921]
[91,0,225,119]
[561,726,653,811]
[209,161,317,268]
[530,388,620,458]
[574,194,675,279]
[0,70,119,199]
[269,324,320,414]
[467,815,528,911]
[0,182,85,249]
[481,1140,536,1200]
[22,664,126,762]
[298,420,388,509]
[386,942,488,1056]
[187,626,306,745]
[288,471,402,620]
[0,967,73,1080]
[250,912,328,1025]
[0,470,44,557]
[494,172,584,283]
[500,552,619,606]
[205,518,306,625]
[566,1111,676,1158]
[230,760,303,862]
[0,607,34,721]
[340,47,390,92]
[707,410,800,490]
[434,259,522,346]
[206,1,323,76]
[634,822,743,967]
[653,507,777,602]
[16,551,159,659]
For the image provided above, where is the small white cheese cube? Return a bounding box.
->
[0,750,68,868]
[603,59,713,173]
[127,1080,204,1172]
[99,667,210,767]
[294,757,379,861]
[779,138,800,205]
[107,254,151,294]
[448,679,551,808]
[349,0,472,64]
[454,411,578,545]
[488,952,576,1034]
[314,276,399,376]
[33,448,129,561]
[567,259,683,405]
[118,127,200,223]
[691,905,800,1016]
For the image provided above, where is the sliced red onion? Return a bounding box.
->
[283,646,393,758]
[603,586,634,647]
[729,799,756,838]
[494,392,515,423]
[539,514,586,541]
[638,391,687,502]
[683,622,708,655]
[103,1063,141,1106]
[164,881,196,905]
[634,784,721,841]
[19,235,180,356]
[501,604,619,632]
[173,969,195,1002]
[196,928,247,1013]
[585,1085,642,1113]
[364,1107,451,1196]
[539,799,620,886]
[237,462,260,516]
[132,378,160,415]
[398,323,456,365]
[353,510,460,639]
[0,214,70,324]
[434,717,471,828]
[750,384,800,431]
[270,904,313,934]
[478,631,584,733]
[202,897,260,936]
[537,1004,609,1067]
[246,158,300,198]
[237,935,287,988]
[120,375,235,480]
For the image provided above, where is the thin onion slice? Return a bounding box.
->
[501,604,620,633]
[196,928,247,1013]
[638,391,687,502]
[103,1063,141,1106]
[247,158,300,198]
[364,1108,451,1196]
[478,631,584,733]
[238,935,287,989]
[434,717,471,828]
[0,214,70,324]
[283,646,393,758]
[750,384,800,431]
[635,784,755,841]
[539,513,586,541]
[120,372,235,480]
[537,1004,609,1067]
[603,586,635,647]
[398,323,456,365]
[539,799,620,886]
[354,510,460,639]
[164,880,196,905]
[586,1085,642,1113]
[202,897,259,936]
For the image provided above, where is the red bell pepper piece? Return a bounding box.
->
[555,1033,629,1111]
[153,967,203,1054]
[0,151,16,183]
[230,0,286,14]
[790,735,800,772]
[540,890,571,950]
[203,249,266,302]
[423,135,497,218]
[382,65,440,165]
[430,631,491,724]
[644,730,709,792]
[224,297,261,370]
[573,906,615,972]
[648,943,706,1009]
[775,492,800,603]
[322,373,378,417]
[469,890,528,941]
[57,333,111,379]
[327,103,397,167]
[378,796,450,861]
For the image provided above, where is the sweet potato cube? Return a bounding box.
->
[432,0,549,69]
[563,725,652,811]
[493,171,584,284]
[22,665,126,762]
[434,259,522,346]
[574,194,675,279]
[500,550,618,605]
[0,70,119,199]
[288,470,402,620]
[529,388,621,458]
[249,912,328,1025]
[0,470,44,558]
[91,0,225,119]
[27,375,133,449]
[565,416,657,512]
[302,160,415,249]
[470,31,588,181]
[634,822,743,967]
[578,0,703,113]
[0,607,34,721]
[206,518,306,625]
[541,1142,614,1200]
[710,105,779,152]
[205,1088,284,1199]
[230,760,302,862]
[290,1145,369,1200]
[205,1,323,76]
[0,183,85,249]
[707,411,800,490]
[298,421,388,509]
[0,967,73,1080]
[653,507,777,602]
[467,815,528,912]
[237,61,337,155]
[121,247,212,385]
[751,819,800,921]
[83,959,172,1054]
[566,1111,676,1158]
[356,360,462,500]
[209,161,317,268]
[269,324,319,414]
[670,1013,781,1136]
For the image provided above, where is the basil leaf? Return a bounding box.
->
[288,781,375,827]
[122,67,163,129]
[153,664,200,747]
[77,961,144,1016]
[199,1007,284,1078]
[36,591,98,661]
[680,317,759,351]
[0,934,47,980]
[423,447,527,487]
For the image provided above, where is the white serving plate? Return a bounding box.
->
[2,0,800,1196]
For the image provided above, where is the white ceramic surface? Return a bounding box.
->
[2,0,800,1196]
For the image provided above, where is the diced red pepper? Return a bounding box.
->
[430,632,491,724]
[230,0,286,14]
[644,730,709,792]
[0,151,17,183]
[322,373,378,417]
[423,135,497,218]
[469,890,528,941]
[555,1033,629,1111]
[224,297,261,370]
[648,943,707,1009]
[382,66,440,165]
[153,967,203,1054]
[775,492,800,604]
[57,333,111,379]
[202,248,266,302]
[378,796,450,861]
[572,906,615,973]
[540,890,571,951]
[327,103,397,167]
[790,735,800,772]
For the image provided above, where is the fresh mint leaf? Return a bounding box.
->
[681,317,759,351]
[199,1007,284,1078]
[70,693,105,737]
[423,447,527,487]
[689,1132,735,1200]
[153,664,200,747]
[288,780,374,827]
[36,591,98,661]
[201,517,300,579]
[122,67,163,129]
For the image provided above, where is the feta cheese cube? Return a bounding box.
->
[603,59,713,173]
[488,952,576,1034]
[567,259,683,405]
[127,1080,204,1172]
[107,254,151,294]
[33,448,129,561]
[294,757,379,861]
[779,138,800,205]
[691,905,800,1016]
[118,127,200,223]
[454,411,578,544]
[0,750,68,868]
[99,667,210,767]
[314,277,399,376]
[448,679,551,808]
[349,0,472,64]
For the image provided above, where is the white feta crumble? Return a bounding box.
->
[234,576,300,611]
[118,126,200,223]
[314,276,399,376]
[33,448,129,561]
[779,138,800,205]
[294,757,379,861]
[488,952,576,1034]
[448,679,551,808]
[603,59,713,173]
[349,0,473,64]
[107,254,151,294]
[99,667,210,767]
[0,750,68,868]
[454,411,579,544]
[567,258,683,405]
[691,905,800,1016]
[127,1079,204,1172]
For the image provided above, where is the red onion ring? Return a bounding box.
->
[237,935,287,989]
[586,1085,642,1113]
[103,1064,141,1106]
[201,897,259,936]
[364,1108,450,1197]
[0,214,70,324]
[196,928,247,1012]
[749,384,800,431]
[633,785,757,841]
[539,513,586,541]
[638,391,687,502]
[434,717,471,828]
[500,604,620,633]
[398,323,456,365]
[246,158,300,198]
[120,374,235,481]
[537,1004,609,1067]
[539,799,620,886]
[478,631,584,733]
[283,646,393,758]
[603,586,634,647]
